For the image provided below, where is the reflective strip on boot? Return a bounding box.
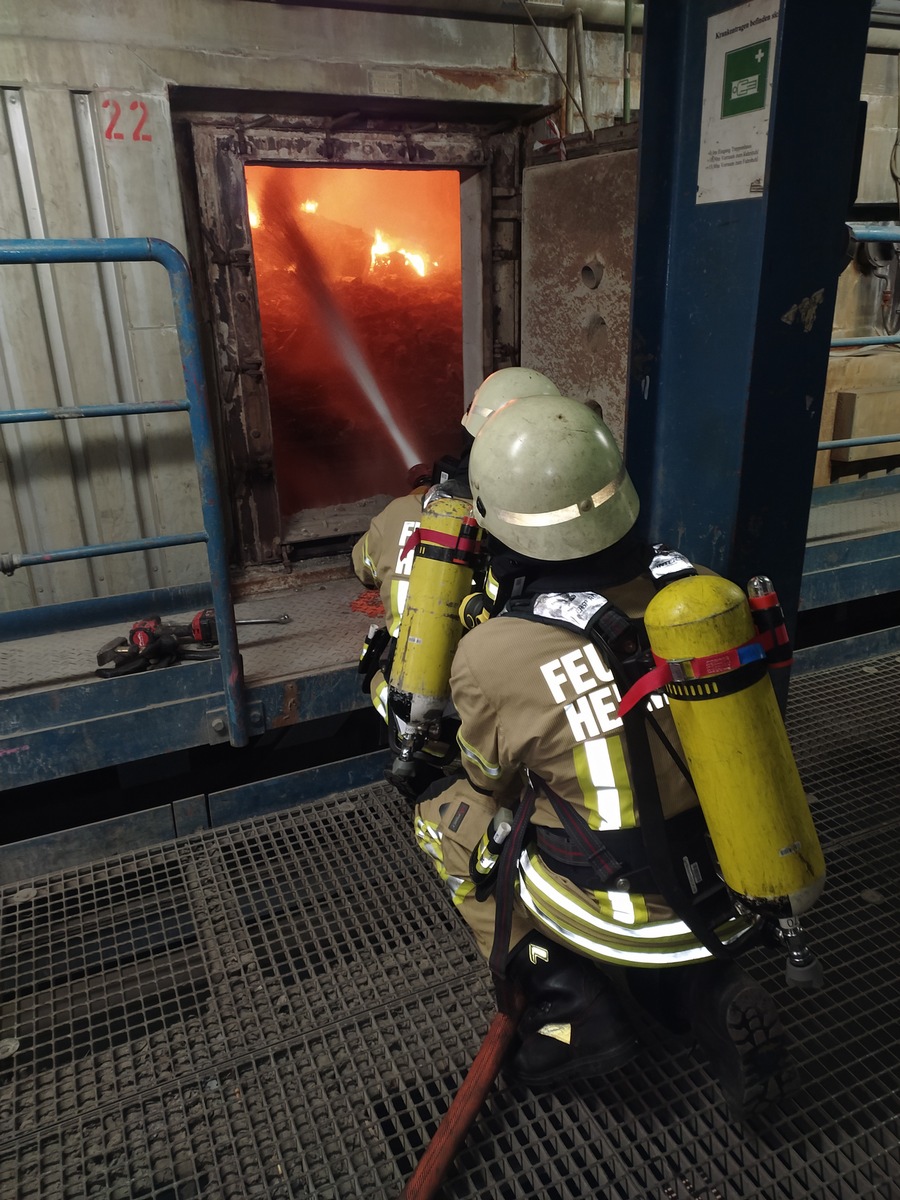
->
[536,1023,572,1044]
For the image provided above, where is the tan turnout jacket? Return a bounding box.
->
[415,569,750,967]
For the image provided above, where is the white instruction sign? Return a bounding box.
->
[696,0,780,205]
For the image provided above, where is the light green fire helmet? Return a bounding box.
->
[468,394,640,560]
[462,367,560,437]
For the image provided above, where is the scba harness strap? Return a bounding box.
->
[489,592,738,972]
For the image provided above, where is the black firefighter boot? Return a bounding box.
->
[684,961,792,1119]
[503,934,639,1087]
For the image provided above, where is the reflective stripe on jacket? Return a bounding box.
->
[351,490,425,635]
[517,846,753,967]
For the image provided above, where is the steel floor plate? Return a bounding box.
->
[0,571,376,700]
[2,654,900,1199]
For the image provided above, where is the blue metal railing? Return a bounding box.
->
[0,237,248,747]
[819,224,900,454]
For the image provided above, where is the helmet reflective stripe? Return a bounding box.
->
[457,731,503,778]
[494,463,627,529]
[469,395,639,561]
[574,736,633,831]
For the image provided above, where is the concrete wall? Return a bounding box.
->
[0,1,637,607]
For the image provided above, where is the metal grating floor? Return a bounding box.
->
[2,654,900,1199]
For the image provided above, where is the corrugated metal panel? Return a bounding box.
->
[0,85,206,612]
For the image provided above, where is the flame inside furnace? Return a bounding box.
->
[245,165,464,516]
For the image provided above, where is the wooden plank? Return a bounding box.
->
[832,388,900,461]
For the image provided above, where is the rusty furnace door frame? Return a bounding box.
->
[181,115,521,566]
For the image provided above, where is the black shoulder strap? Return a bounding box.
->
[488,785,536,982]
[505,591,642,670]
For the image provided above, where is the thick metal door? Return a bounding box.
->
[179,115,520,566]
[520,134,638,447]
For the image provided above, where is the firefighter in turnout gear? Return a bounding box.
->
[353,368,561,725]
[414,395,795,1117]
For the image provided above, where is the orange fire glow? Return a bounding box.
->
[370,229,390,269]
[244,163,463,514]
[369,228,429,277]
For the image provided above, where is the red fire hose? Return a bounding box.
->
[399,988,525,1200]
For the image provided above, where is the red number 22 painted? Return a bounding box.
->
[102,98,152,143]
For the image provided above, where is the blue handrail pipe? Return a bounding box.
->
[0,237,248,747]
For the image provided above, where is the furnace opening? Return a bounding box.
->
[245,165,464,523]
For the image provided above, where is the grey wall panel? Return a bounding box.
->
[0,0,643,597]
[20,88,151,600]
[0,105,43,612]
[0,90,97,606]
[73,91,165,589]
[89,85,206,589]
[130,326,206,588]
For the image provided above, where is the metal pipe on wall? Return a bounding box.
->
[623,0,633,122]
[267,0,644,27]
[573,9,591,133]
[518,0,592,131]
[566,20,576,134]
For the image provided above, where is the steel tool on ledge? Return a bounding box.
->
[96,609,291,677]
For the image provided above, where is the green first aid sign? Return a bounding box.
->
[721,39,771,118]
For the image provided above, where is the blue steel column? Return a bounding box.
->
[626,0,871,639]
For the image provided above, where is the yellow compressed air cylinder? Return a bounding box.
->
[390,492,482,728]
[643,574,825,917]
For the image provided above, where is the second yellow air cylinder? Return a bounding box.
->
[390,493,482,726]
[643,574,825,917]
